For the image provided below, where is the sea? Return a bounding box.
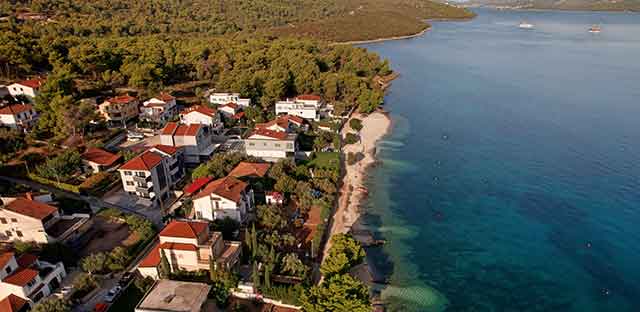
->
[359,8,640,312]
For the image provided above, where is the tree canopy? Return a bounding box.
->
[321,234,365,277]
[301,274,370,312]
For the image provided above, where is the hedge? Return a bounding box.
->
[27,173,81,193]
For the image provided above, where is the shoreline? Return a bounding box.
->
[323,110,392,257]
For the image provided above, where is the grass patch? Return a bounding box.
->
[309,152,340,171]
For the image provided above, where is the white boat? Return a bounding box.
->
[519,21,534,29]
[588,25,601,33]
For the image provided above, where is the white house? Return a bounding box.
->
[218,102,240,117]
[137,220,241,279]
[81,147,121,173]
[140,92,177,125]
[0,251,66,303]
[192,176,254,222]
[0,104,38,131]
[275,95,328,121]
[160,122,216,164]
[243,129,298,161]
[0,198,91,244]
[118,146,185,208]
[179,105,223,133]
[254,115,305,133]
[209,92,251,108]
[7,79,44,100]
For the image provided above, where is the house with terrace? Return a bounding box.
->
[179,105,223,133]
[192,176,254,222]
[228,162,271,180]
[160,122,216,164]
[81,147,122,174]
[137,220,241,279]
[140,92,177,126]
[118,145,185,208]
[98,95,139,126]
[0,198,91,244]
[255,115,305,133]
[0,251,66,303]
[218,102,240,117]
[0,104,38,131]
[243,129,298,161]
[209,92,251,108]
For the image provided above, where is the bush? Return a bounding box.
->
[27,173,81,193]
[71,273,98,301]
[344,133,359,145]
[320,234,365,277]
[349,118,363,132]
[260,284,305,305]
[36,149,82,182]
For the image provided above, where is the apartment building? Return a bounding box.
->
[160,122,216,164]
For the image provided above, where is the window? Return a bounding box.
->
[5,266,12,274]
[124,171,132,176]
[275,143,281,147]
[136,172,146,177]
[16,231,23,237]
[126,181,134,186]
[0,218,6,224]
[248,142,255,146]
[196,211,202,219]
[10,218,17,222]
[5,231,12,237]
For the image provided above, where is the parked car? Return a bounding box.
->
[104,285,122,303]
[119,272,134,286]
[127,131,144,141]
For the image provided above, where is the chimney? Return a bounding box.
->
[25,192,33,201]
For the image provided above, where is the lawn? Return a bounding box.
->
[308,152,340,171]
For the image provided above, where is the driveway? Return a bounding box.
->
[102,187,163,226]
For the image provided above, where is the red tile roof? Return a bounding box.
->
[2,267,38,286]
[3,198,57,220]
[249,128,289,140]
[296,94,321,101]
[184,176,214,196]
[138,243,161,268]
[223,102,238,109]
[119,151,164,171]
[180,105,217,118]
[229,162,271,178]
[193,176,247,202]
[161,122,201,137]
[151,145,180,156]
[157,92,175,102]
[106,95,137,104]
[0,104,33,116]
[159,220,208,239]
[0,294,28,312]
[232,112,245,120]
[159,242,198,251]
[82,148,121,166]
[0,252,15,269]
[15,78,44,89]
[16,254,37,268]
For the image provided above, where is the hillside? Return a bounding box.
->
[0,0,475,42]
[468,0,640,11]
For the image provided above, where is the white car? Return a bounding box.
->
[127,132,144,141]
[104,285,122,303]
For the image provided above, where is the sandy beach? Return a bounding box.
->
[323,111,391,256]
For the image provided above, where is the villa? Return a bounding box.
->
[192,176,254,222]
[98,95,139,126]
[179,105,223,133]
[81,147,122,173]
[7,79,44,101]
[243,128,298,161]
[0,104,38,131]
[0,251,66,303]
[160,122,216,164]
[209,92,251,108]
[140,93,177,125]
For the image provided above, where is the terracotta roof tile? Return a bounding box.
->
[161,122,179,135]
[296,94,321,101]
[249,128,289,140]
[184,176,214,196]
[119,151,164,171]
[0,294,28,312]
[193,176,247,202]
[162,122,201,137]
[159,220,208,239]
[223,102,238,109]
[159,242,198,251]
[180,105,217,118]
[2,267,38,286]
[16,254,37,268]
[138,243,161,268]
[151,145,180,156]
[0,104,33,116]
[15,78,44,89]
[3,198,57,220]
[229,162,271,178]
[106,95,137,104]
[0,252,15,269]
[82,148,121,166]
[157,92,175,102]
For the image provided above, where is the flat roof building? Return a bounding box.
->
[135,280,211,312]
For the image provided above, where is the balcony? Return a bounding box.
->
[136,185,153,194]
[133,175,151,183]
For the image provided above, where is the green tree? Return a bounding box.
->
[32,297,71,312]
[107,246,130,272]
[320,234,365,277]
[81,252,107,274]
[300,274,370,312]
[344,133,359,145]
[251,261,260,288]
[159,250,172,278]
[36,149,82,182]
[349,118,363,132]
[281,253,308,278]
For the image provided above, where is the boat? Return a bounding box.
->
[588,24,601,33]
[519,21,534,29]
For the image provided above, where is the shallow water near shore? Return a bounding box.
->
[360,8,640,312]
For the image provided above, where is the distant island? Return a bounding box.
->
[466,0,640,12]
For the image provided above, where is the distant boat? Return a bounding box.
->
[588,24,602,33]
[519,21,534,29]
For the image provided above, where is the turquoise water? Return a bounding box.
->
[361,9,640,312]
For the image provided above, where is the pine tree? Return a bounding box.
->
[251,223,258,260]
[209,256,218,283]
[159,250,172,279]
[252,262,260,288]
[244,227,252,254]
